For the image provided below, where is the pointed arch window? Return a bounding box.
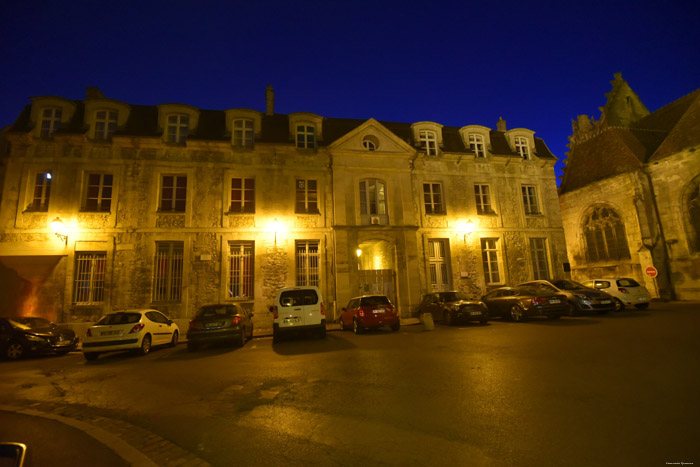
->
[686,180,700,252]
[582,206,630,262]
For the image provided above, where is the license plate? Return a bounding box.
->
[600,300,611,304]
[284,317,300,324]
[469,311,482,316]
[550,299,561,304]
[101,331,119,336]
[372,308,385,314]
[637,297,646,301]
[57,340,70,345]
[206,322,224,328]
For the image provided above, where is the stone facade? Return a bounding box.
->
[559,74,700,300]
[0,87,567,326]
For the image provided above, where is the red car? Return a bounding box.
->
[339,295,400,334]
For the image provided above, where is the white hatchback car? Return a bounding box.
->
[82,309,180,360]
[270,286,326,342]
[581,278,651,311]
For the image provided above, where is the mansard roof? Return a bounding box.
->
[560,78,700,194]
[8,97,555,159]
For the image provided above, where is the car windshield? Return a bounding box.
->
[196,305,237,318]
[551,279,587,290]
[360,296,391,306]
[96,312,142,325]
[439,292,469,302]
[8,317,52,330]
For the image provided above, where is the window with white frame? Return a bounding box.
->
[480,238,502,284]
[423,183,445,214]
[514,136,530,159]
[521,185,541,215]
[94,110,118,140]
[229,242,254,299]
[295,179,319,213]
[29,172,52,211]
[233,119,254,147]
[230,178,255,213]
[529,238,550,280]
[153,242,183,302]
[469,134,485,157]
[296,124,316,149]
[419,130,437,156]
[360,179,388,224]
[296,241,319,286]
[40,108,62,138]
[73,252,106,304]
[474,184,494,214]
[166,114,189,143]
[84,173,113,212]
[160,175,187,212]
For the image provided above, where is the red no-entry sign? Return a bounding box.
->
[645,266,658,278]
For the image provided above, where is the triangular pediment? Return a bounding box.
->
[328,118,415,154]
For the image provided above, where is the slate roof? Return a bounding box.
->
[560,88,700,194]
[9,99,556,159]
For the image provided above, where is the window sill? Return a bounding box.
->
[296,211,321,215]
[157,211,187,214]
[22,208,49,213]
[477,211,498,216]
[80,210,112,214]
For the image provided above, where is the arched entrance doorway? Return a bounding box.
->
[356,240,397,305]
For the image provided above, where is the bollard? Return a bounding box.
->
[422,312,435,331]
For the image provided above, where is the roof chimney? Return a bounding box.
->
[85,87,105,100]
[266,85,274,116]
[497,116,506,131]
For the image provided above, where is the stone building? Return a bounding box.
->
[0,86,567,326]
[559,74,700,300]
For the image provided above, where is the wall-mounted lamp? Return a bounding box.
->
[270,218,282,245]
[50,217,67,245]
[456,218,475,244]
[356,248,362,271]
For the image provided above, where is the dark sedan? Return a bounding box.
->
[187,304,254,351]
[482,286,568,321]
[0,317,78,360]
[518,279,616,316]
[417,291,489,325]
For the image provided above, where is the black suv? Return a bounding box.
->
[417,291,489,325]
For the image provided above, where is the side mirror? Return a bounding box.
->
[269,306,274,313]
[342,307,346,311]
[0,443,27,467]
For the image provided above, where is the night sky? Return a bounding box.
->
[1,1,699,183]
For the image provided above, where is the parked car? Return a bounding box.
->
[0,317,78,360]
[187,303,254,351]
[581,278,651,311]
[339,295,400,334]
[482,286,568,321]
[270,286,326,342]
[518,279,616,316]
[82,309,180,360]
[417,291,489,325]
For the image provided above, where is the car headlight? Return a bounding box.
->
[573,293,588,299]
[25,334,45,342]
[450,304,461,311]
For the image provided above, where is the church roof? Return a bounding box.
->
[559,77,700,194]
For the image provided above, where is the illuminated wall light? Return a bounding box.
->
[50,217,68,245]
[456,218,475,244]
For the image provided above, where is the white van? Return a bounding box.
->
[270,286,326,342]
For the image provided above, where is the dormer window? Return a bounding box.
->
[296,124,316,149]
[94,111,118,140]
[515,136,530,159]
[233,119,254,147]
[166,114,189,143]
[469,134,485,157]
[40,108,62,138]
[419,130,437,156]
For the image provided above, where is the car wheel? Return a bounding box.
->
[139,334,152,356]
[339,318,346,332]
[510,305,525,322]
[84,352,99,361]
[391,322,400,332]
[170,331,179,347]
[353,319,363,334]
[566,302,577,317]
[318,327,327,339]
[6,341,25,360]
[614,298,625,312]
[272,329,280,344]
[479,317,489,325]
[634,303,649,310]
[444,311,454,326]
[238,330,246,347]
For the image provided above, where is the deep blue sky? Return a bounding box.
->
[1,1,699,182]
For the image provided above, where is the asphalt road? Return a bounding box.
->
[1,302,699,466]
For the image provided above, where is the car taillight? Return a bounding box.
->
[273,305,278,319]
[531,297,547,305]
[86,328,92,337]
[359,309,365,317]
[189,320,196,330]
[129,323,145,334]
[230,316,241,327]
[618,288,628,294]
[321,302,326,315]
